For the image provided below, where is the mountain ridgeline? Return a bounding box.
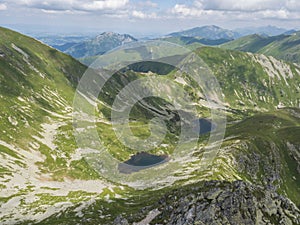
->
[168,25,292,40]
[222,31,300,64]
[67,25,299,67]
[55,32,137,58]
[168,25,240,40]
[0,27,299,224]
[235,25,290,37]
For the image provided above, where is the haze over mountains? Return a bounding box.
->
[168,25,240,40]
[169,25,296,39]
[42,25,299,67]
[235,25,293,37]
[54,32,137,58]
[0,25,300,224]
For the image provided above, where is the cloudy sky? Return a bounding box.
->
[0,0,300,36]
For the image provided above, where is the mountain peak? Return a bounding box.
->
[100,31,115,36]
[62,31,137,58]
[169,25,240,40]
[203,25,222,29]
[96,31,136,40]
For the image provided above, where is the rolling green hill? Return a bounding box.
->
[0,27,299,224]
[222,32,300,64]
[160,36,231,46]
[0,27,108,224]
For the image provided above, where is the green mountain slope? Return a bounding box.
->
[0,27,111,224]
[197,47,300,111]
[45,47,300,224]
[0,28,300,224]
[160,36,231,46]
[222,32,300,64]
[38,108,300,225]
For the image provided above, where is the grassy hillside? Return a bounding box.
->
[197,47,300,111]
[0,27,299,224]
[37,108,300,224]
[0,27,112,224]
[0,27,92,178]
[159,36,230,47]
[222,32,300,64]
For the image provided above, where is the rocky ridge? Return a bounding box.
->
[115,181,300,225]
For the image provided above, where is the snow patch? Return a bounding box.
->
[11,43,45,78]
[11,43,28,59]
[175,76,187,86]
[8,116,18,126]
[251,53,293,85]
[133,209,161,225]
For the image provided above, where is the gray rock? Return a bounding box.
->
[153,181,300,225]
[113,215,129,225]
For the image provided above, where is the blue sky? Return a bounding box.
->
[0,0,300,36]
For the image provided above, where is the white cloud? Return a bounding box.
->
[258,9,289,19]
[132,10,157,19]
[197,0,285,12]
[41,9,87,14]
[4,0,164,20]
[0,3,7,10]
[171,4,224,18]
[171,4,204,17]
[136,0,158,8]
[171,0,300,20]
[9,0,129,12]
[79,0,129,11]
[193,0,300,12]
[286,0,300,11]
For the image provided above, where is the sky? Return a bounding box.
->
[0,0,300,37]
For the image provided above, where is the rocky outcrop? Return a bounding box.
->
[116,181,300,225]
[113,215,129,225]
[154,181,300,225]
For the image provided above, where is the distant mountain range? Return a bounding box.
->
[1,26,300,224]
[222,31,300,64]
[36,35,92,47]
[168,25,296,40]
[40,25,298,65]
[168,25,240,40]
[54,32,137,58]
[234,25,292,37]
